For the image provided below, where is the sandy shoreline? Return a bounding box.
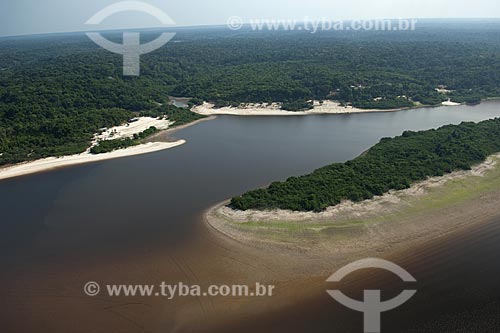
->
[205,154,500,257]
[0,97,463,181]
[92,116,172,144]
[0,115,221,181]
[192,100,461,116]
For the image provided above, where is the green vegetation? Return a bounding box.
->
[132,125,159,140]
[354,98,415,110]
[220,156,500,246]
[230,118,500,212]
[281,100,314,111]
[90,137,136,155]
[156,106,205,128]
[2,20,500,165]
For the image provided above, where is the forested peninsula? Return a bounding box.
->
[230,118,500,212]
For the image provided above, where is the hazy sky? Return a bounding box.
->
[1,0,500,37]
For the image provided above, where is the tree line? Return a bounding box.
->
[230,118,500,212]
[2,21,500,164]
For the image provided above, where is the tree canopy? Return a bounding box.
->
[230,118,500,212]
[2,20,500,165]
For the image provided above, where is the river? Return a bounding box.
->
[1,101,500,332]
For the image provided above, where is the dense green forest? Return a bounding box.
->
[230,118,500,212]
[1,20,500,165]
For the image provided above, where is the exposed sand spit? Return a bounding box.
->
[192,100,409,116]
[0,117,186,181]
[94,117,172,143]
[0,141,186,181]
[216,154,499,224]
[206,154,500,256]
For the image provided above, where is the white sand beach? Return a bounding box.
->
[192,100,409,116]
[0,141,186,181]
[442,99,462,106]
[0,117,184,181]
[93,117,172,143]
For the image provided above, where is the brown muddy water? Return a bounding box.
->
[1,101,500,332]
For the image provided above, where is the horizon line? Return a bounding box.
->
[2,17,500,39]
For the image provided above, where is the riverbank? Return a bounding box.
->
[0,116,193,181]
[0,114,219,181]
[192,100,463,116]
[94,117,172,142]
[0,141,186,181]
[206,154,500,257]
[0,99,471,181]
[149,115,216,138]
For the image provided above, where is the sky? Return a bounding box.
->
[1,0,500,37]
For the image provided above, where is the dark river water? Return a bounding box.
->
[1,101,500,332]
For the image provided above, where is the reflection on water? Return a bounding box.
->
[1,101,500,332]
